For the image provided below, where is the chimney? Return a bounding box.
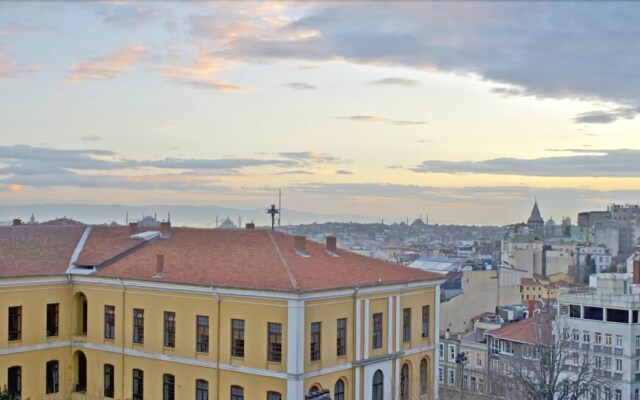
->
[294,235,306,253]
[155,254,165,277]
[633,260,640,285]
[12,218,21,226]
[326,236,337,252]
[245,222,255,229]
[129,222,138,235]
[160,221,171,239]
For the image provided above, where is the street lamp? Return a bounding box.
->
[455,351,468,400]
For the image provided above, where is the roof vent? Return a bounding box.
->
[294,235,309,257]
[12,218,21,226]
[154,254,165,278]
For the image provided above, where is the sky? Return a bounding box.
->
[1,1,639,225]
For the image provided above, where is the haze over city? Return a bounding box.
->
[1,1,639,225]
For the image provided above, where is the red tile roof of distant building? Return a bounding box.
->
[488,315,552,344]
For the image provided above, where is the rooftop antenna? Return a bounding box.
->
[215,215,218,228]
[278,189,282,227]
[267,204,279,230]
[238,215,241,228]
[126,212,129,225]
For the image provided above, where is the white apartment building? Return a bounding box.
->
[577,245,613,273]
[559,271,640,400]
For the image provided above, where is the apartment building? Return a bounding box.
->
[0,221,442,400]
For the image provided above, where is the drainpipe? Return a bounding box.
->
[352,286,359,400]
[210,286,221,400]
[119,278,126,400]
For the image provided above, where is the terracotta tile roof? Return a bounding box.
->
[76,226,145,267]
[96,228,442,292]
[488,315,552,344]
[0,226,85,277]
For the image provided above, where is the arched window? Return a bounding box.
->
[196,379,208,400]
[104,364,114,398]
[400,364,409,400]
[132,369,144,400]
[74,350,87,392]
[231,385,244,400]
[335,379,345,400]
[46,360,59,394]
[372,370,383,400]
[7,366,21,397]
[420,358,429,394]
[267,391,282,400]
[163,374,175,400]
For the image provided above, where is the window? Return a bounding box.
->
[615,389,622,400]
[573,330,580,341]
[196,379,208,400]
[8,306,21,341]
[449,344,456,360]
[268,391,282,400]
[268,322,282,362]
[336,318,346,356]
[46,360,59,394]
[267,390,282,400]
[583,331,590,343]
[400,363,409,400]
[615,335,623,348]
[132,369,144,400]
[476,352,483,367]
[439,343,444,359]
[372,313,383,349]
[232,319,245,357]
[372,370,383,400]
[334,380,345,400]
[584,306,604,320]
[605,333,612,346]
[595,332,602,344]
[463,374,468,389]
[133,309,144,344]
[231,385,244,400]
[604,357,612,370]
[164,312,176,348]
[197,316,209,353]
[422,305,430,337]
[403,308,411,342]
[104,364,114,398]
[47,303,59,337]
[163,374,174,400]
[310,322,321,361]
[420,358,429,394]
[569,304,581,318]
[595,355,602,368]
[7,366,21,398]
[636,335,640,348]
[615,358,622,371]
[478,377,484,393]
[448,368,455,386]
[104,305,115,339]
[438,367,444,384]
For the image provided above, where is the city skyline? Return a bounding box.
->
[1,2,639,225]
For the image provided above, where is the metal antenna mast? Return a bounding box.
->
[267,205,279,230]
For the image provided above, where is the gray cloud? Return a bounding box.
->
[412,148,640,177]
[278,151,341,164]
[369,77,420,87]
[0,145,130,171]
[100,5,163,28]
[273,170,315,175]
[284,82,316,90]
[142,157,298,170]
[79,135,103,142]
[211,3,640,122]
[573,106,640,124]
[174,77,252,93]
[335,115,426,126]
[336,169,353,175]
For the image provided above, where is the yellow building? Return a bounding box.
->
[0,220,442,400]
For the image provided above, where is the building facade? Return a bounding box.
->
[0,222,443,400]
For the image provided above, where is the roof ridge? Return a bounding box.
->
[267,230,300,291]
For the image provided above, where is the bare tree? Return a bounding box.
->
[498,312,608,400]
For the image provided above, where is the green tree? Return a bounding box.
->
[0,386,20,400]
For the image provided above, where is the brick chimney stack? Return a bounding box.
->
[245,222,255,229]
[129,222,138,235]
[326,236,337,252]
[160,221,171,239]
[12,218,21,226]
[294,236,306,253]
[633,260,640,285]
[156,254,165,277]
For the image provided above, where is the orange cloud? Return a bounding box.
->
[9,184,22,192]
[66,43,145,83]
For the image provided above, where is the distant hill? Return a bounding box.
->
[0,203,377,227]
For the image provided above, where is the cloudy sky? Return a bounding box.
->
[1,1,639,225]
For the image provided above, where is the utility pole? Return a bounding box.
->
[455,351,468,400]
